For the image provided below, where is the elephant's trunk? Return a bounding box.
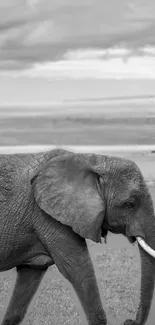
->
[135,244,155,325]
[134,208,155,325]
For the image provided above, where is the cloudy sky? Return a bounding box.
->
[0,0,155,104]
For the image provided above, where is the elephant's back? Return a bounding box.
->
[0,154,32,209]
[0,149,70,205]
[18,148,72,179]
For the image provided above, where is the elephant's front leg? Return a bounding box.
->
[54,236,107,325]
[1,265,47,325]
[38,222,107,325]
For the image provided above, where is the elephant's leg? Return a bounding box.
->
[1,265,47,325]
[37,222,107,325]
[53,238,107,324]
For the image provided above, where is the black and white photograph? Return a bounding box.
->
[0,1,155,324]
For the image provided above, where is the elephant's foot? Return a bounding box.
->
[88,309,107,325]
[1,314,21,325]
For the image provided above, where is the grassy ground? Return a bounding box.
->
[0,197,154,325]
[0,101,155,324]
[0,242,143,324]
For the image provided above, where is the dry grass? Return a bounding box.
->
[0,250,139,325]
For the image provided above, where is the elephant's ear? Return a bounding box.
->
[32,154,105,243]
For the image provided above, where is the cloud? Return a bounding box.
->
[30,56,155,78]
[0,0,155,71]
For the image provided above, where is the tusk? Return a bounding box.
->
[137,236,155,258]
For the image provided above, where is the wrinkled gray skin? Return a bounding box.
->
[0,148,155,325]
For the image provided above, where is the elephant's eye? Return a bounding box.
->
[124,200,136,209]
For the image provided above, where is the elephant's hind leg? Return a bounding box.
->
[1,266,47,325]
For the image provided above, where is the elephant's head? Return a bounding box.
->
[33,152,155,325]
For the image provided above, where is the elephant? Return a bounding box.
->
[0,147,155,325]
